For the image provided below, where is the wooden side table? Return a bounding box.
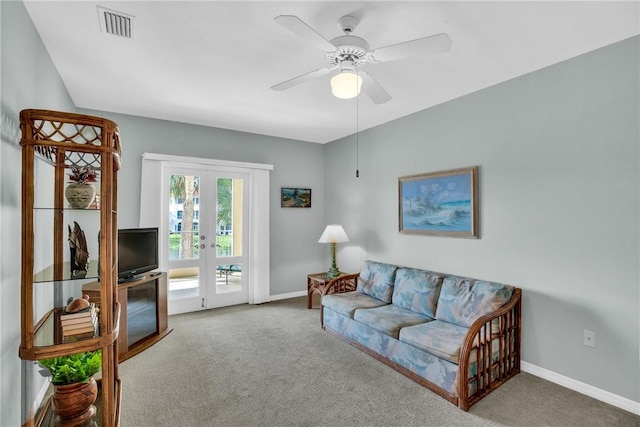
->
[307,272,333,309]
[308,272,358,309]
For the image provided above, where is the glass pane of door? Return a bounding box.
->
[214,175,248,306]
[215,177,234,258]
[167,173,202,302]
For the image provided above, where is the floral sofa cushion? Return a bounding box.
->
[392,268,444,318]
[322,291,387,318]
[353,305,432,339]
[355,260,398,303]
[435,277,515,328]
[399,320,469,364]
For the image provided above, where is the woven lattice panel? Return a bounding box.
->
[21,110,121,170]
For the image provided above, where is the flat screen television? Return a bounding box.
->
[118,227,159,283]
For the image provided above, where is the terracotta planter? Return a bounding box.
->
[52,377,98,423]
[65,183,96,209]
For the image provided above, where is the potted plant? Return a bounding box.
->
[38,350,102,423]
[65,166,99,209]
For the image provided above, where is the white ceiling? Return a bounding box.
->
[24,1,639,144]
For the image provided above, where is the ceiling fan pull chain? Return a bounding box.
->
[356,81,360,178]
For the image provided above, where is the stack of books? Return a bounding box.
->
[60,303,98,341]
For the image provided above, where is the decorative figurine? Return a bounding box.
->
[68,221,89,278]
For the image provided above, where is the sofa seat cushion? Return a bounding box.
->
[399,320,469,364]
[355,260,398,303]
[392,268,444,318]
[435,276,515,328]
[322,291,387,318]
[354,305,432,339]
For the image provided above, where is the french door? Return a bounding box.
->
[163,166,250,314]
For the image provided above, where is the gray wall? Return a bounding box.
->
[2,1,638,424]
[324,36,640,403]
[76,109,327,295]
[1,2,327,425]
[1,2,77,426]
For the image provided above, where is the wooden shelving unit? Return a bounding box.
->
[19,109,122,426]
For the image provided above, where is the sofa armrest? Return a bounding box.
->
[319,273,359,327]
[457,288,522,410]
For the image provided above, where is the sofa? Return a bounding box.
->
[321,260,521,411]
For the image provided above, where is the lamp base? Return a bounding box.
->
[326,266,341,279]
[326,242,342,279]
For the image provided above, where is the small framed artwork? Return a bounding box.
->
[281,187,311,208]
[398,166,478,238]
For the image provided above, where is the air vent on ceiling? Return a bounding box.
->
[97,6,134,38]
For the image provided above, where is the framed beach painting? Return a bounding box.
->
[398,166,478,238]
[281,187,311,208]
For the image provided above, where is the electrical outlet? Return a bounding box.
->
[583,330,596,347]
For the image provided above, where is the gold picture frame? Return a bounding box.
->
[398,166,478,238]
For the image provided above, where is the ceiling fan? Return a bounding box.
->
[271,14,452,104]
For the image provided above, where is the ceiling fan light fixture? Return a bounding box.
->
[330,71,362,99]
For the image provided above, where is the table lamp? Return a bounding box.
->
[318,224,350,278]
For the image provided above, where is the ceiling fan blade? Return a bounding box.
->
[372,33,452,63]
[359,71,391,104]
[274,15,336,52]
[271,67,334,91]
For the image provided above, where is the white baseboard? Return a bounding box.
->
[521,361,640,416]
[269,290,306,301]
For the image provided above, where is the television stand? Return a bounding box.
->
[118,274,145,284]
[83,272,172,361]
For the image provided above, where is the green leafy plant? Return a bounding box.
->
[68,167,99,184]
[39,350,102,385]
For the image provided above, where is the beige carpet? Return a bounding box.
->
[119,297,639,427]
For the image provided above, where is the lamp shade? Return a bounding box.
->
[330,71,362,99]
[318,224,350,244]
